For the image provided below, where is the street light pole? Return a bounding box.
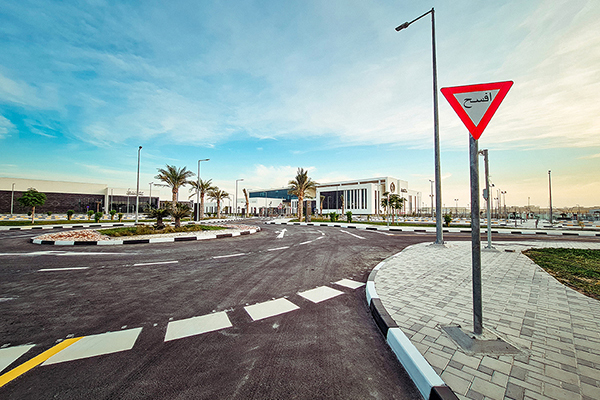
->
[548,170,553,225]
[235,179,244,218]
[454,198,459,216]
[479,149,493,249]
[135,146,142,223]
[429,179,434,218]
[10,183,15,215]
[396,7,443,244]
[196,159,210,221]
[149,182,153,209]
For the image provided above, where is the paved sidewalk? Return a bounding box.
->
[374,241,600,400]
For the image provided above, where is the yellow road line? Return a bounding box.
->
[0,337,83,388]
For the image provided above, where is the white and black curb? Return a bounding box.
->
[265,220,600,237]
[30,227,261,246]
[367,257,458,400]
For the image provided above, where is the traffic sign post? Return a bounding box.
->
[441,81,513,335]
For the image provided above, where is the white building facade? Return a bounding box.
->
[316,177,421,216]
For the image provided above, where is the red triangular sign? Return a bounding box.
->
[441,81,513,140]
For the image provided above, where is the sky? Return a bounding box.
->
[1,0,599,208]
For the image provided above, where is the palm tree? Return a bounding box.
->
[288,168,317,223]
[155,165,195,210]
[189,178,215,220]
[208,188,230,218]
[243,188,250,217]
[146,207,170,229]
[389,194,404,224]
[170,203,191,228]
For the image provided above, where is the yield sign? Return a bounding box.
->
[441,81,513,140]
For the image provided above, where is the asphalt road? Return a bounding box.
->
[1,222,598,399]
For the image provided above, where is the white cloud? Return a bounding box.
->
[0,115,15,139]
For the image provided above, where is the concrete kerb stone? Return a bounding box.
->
[366,256,458,400]
[24,218,258,246]
[264,220,600,237]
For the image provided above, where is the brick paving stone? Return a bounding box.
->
[374,240,600,400]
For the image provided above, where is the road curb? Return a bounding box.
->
[1,218,248,231]
[264,221,600,237]
[29,227,261,246]
[366,256,458,400]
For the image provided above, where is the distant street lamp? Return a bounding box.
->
[396,8,443,244]
[548,170,553,225]
[10,183,15,215]
[149,182,153,209]
[135,146,142,223]
[196,159,210,221]
[428,179,434,218]
[501,191,507,220]
[235,179,244,217]
[454,198,459,216]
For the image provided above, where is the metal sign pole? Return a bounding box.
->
[480,149,493,249]
[470,135,483,335]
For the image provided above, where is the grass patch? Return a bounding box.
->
[99,224,226,237]
[523,248,600,300]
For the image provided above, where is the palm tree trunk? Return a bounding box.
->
[31,206,35,224]
[172,190,177,209]
[217,199,221,218]
[200,193,205,219]
[298,195,303,222]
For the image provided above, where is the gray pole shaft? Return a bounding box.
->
[197,161,200,222]
[483,150,493,249]
[11,183,15,215]
[431,8,443,244]
[470,135,483,335]
[548,170,553,225]
[135,147,141,223]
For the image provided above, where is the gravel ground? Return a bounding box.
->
[34,224,259,242]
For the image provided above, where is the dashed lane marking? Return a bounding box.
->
[0,338,82,388]
[165,312,232,342]
[244,298,300,321]
[267,246,289,252]
[0,345,35,374]
[298,286,344,303]
[333,279,366,289]
[42,328,142,366]
[213,253,247,259]
[339,230,366,240]
[38,267,89,272]
[133,260,179,266]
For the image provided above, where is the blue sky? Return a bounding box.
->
[1,0,599,208]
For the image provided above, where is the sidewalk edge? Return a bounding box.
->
[366,258,458,400]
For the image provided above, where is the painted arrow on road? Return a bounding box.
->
[276,228,287,239]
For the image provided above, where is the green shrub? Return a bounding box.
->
[66,210,74,220]
[346,211,352,223]
[118,213,124,222]
[47,211,52,216]
[87,210,94,220]
[94,212,103,223]
[110,210,117,220]
[444,214,452,227]
[329,212,339,222]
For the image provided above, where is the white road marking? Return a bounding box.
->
[213,253,246,259]
[244,298,300,321]
[38,267,89,272]
[267,246,289,252]
[42,327,143,366]
[318,231,325,235]
[0,251,128,257]
[371,230,394,236]
[276,228,287,239]
[298,286,344,303]
[164,312,232,342]
[133,260,179,266]
[333,279,366,289]
[0,344,35,373]
[339,230,366,240]
[299,236,324,245]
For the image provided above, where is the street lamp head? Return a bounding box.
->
[395,22,410,31]
[139,146,142,150]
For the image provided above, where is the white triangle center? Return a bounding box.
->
[453,89,500,126]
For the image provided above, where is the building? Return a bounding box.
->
[246,188,297,216]
[316,177,421,216]
[0,177,163,215]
